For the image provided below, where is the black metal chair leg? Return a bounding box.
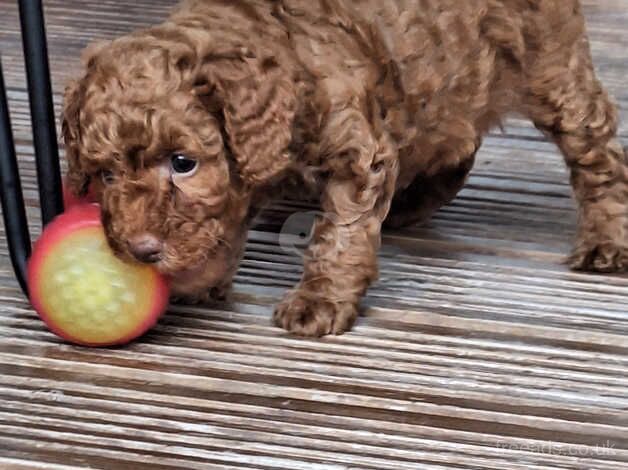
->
[0,0,65,295]
[0,60,31,295]
[18,0,64,226]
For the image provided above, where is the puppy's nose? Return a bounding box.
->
[127,234,163,264]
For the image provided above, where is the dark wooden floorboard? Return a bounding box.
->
[0,0,627,468]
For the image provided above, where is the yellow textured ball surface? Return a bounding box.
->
[37,227,157,344]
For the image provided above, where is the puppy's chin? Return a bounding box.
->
[164,253,234,299]
[168,267,219,299]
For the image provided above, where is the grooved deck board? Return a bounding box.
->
[0,0,627,469]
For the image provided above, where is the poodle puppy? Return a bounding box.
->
[63,0,628,336]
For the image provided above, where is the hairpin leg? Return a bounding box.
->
[0,59,31,295]
[18,0,64,227]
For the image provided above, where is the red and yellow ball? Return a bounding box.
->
[27,202,169,347]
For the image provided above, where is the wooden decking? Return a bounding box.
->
[1,1,627,468]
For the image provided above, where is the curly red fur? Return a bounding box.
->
[63,0,628,335]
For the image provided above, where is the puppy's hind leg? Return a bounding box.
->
[525,38,628,272]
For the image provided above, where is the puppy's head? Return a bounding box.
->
[62,33,296,297]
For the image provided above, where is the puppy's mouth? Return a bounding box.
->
[166,262,208,282]
[110,234,236,295]
[154,256,208,280]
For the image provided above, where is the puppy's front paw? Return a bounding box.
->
[568,239,628,273]
[171,291,211,305]
[209,282,233,302]
[273,289,358,337]
[171,281,233,305]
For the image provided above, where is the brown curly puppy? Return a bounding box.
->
[63,0,628,336]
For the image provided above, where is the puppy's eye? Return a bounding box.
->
[171,154,198,175]
[101,170,115,185]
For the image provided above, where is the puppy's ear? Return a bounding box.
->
[61,79,90,196]
[61,40,114,196]
[199,55,297,187]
